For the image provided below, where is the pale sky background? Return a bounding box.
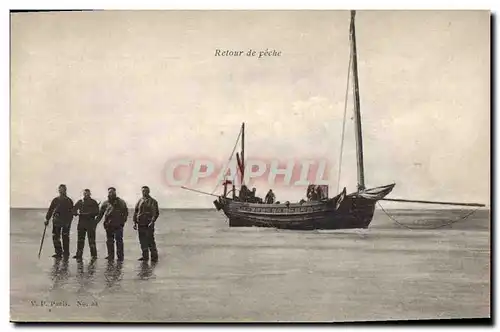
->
[11,10,490,208]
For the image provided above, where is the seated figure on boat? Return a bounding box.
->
[306,184,329,202]
[316,186,323,199]
[265,189,275,204]
[247,187,255,202]
[250,188,256,202]
[317,185,328,200]
[249,187,263,203]
[306,185,315,201]
[238,185,263,203]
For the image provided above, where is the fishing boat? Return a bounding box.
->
[184,10,485,230]
[210,10,395,230]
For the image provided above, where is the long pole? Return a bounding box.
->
[380,198,486,207]
[38,224,48,259]
[181,186,222,197]
[336,50,353,193]
[349,10,366,192]
[241,122,245,186]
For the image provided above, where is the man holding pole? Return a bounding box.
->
[44,184,74,259]
[72,189,100,260]
[133,186,160,262]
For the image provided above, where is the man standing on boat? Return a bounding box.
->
[133,186,160,262]
[45,184,74,259]
[308,186,319,201]
[265,189,275,204]
[240,185,250,202]
[72,189,100,260]
[96,187,128,261]
[307,185,314,201]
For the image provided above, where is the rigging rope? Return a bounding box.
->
[211,126,243,195]
[376,201,481,230]
[336,49,353,194]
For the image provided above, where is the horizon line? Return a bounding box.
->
[9,206,490,211]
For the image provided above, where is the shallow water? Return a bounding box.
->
[10,208,490,322]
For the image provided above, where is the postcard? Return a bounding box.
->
[10,9,490,322]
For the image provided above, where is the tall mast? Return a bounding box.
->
[349,10,366,192]
[241,122,245,185]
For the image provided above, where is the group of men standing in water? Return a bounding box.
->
[44,184,160,262]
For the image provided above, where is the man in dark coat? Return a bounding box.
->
[133,186,160,262]
[45,184,74,259]
[72,189,100,260]
[265,189,276,204]
[96,187,128,261]
[240,185,249,202]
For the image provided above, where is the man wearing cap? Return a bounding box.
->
[45,184,74,259]
[96,187,128,261]
[133,186,160,262]
[72,189,100,260]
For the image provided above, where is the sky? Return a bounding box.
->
[10,10,490,208]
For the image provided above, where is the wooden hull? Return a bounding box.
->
[216,184,395,230]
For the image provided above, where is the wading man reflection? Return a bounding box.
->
[104,260,124,289]
[137,261,157,280]
[76,257,97,291]
[50,258,69,290]
[96,187,128,261]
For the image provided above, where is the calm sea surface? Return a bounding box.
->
[10,208,490,322]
